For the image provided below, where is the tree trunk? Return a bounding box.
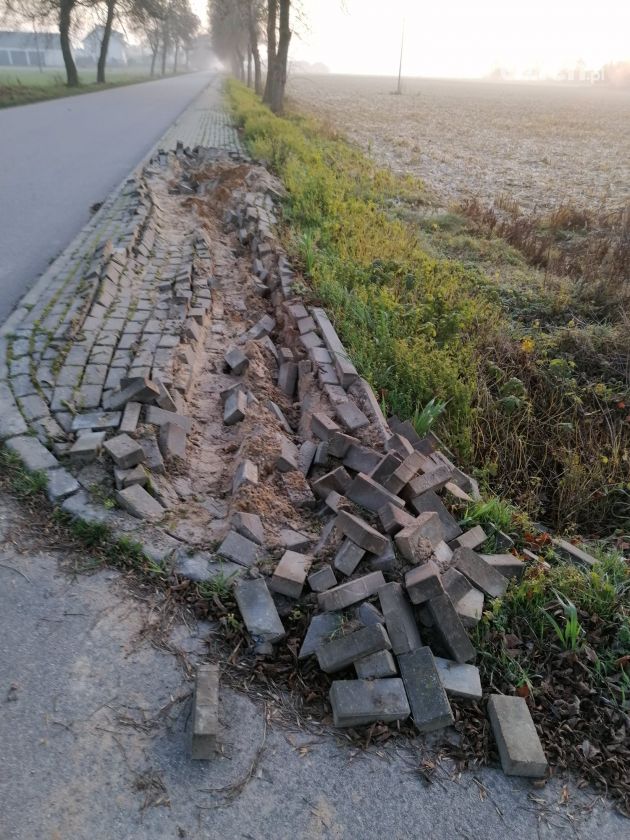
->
[263,0,277,104]
[161,34,168,75]
[173,41,179,73]
[248,5,262,95]
[59,0,78,87]
[247,46,252,88]
[150,42,158,76]
[97,0,116,84]
[268,0,291,114]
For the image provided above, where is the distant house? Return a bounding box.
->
[82,27,128,65]
[0,30,65,68]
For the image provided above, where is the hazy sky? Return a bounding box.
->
[196,0,630,78]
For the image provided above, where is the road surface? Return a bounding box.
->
[0,71,214,324]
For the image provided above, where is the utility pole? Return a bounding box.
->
[396,17,405,94]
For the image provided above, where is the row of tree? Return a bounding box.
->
[5,0,200,85]
[208,0,292,114]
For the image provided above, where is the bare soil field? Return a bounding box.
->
[287,75,630,212]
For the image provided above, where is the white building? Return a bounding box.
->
[0,31,65,68]
[82,27,128,65]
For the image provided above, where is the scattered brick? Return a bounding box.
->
[488,695,548,778]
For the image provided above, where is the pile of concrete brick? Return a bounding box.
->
[222,175,548,779]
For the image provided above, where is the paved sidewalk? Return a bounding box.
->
[0,71,219,323]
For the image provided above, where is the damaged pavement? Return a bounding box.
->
[0,81,627,838]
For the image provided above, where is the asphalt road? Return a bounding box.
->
[0,71,214,324]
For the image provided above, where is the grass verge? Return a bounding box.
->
[0,69,183,108]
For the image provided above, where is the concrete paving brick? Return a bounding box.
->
[311,412,341,441]
[434,657,482,700]
[378,581,423,655]
[335,400,369,432]
[408,490,462,542]
[297,440,317,476]
[378,502,416,535]
[224,346,249,375]
[335,510,388,555]
[346,473,406,514]
[394,513,444,563]
[104,377,160,410]
[369,537,398,573]
[234,577,285,643]
[279,528,311,551]
[45,467,80,502]
[299,612,342,659]
[233,459,258,492]
[308,564,337,592]
[82,364,108,386]
[551,537,597,568]
[224,389,247,425]
[317,623,391,673]
[278,361,298,396]
[313,441,329,466]
[115,484,165,522]
[232,511,264,545]
[318,571,386,612]
[18,394,48,422]
[382,451,427,494]
[311,307,359,387]
[312,466,351,499]
[329,678,410,727]
[370,452,403,485]
[55,365,84,387]
[398,647,454,732]
[218,530,260,567]
[480,553,526,579]
[427,593,476,663]
[0,384,28,440]
[454,586,485,628]
[300,331,324,350]
[450,525,488,551]
[119,401,141,434]
[275,435,299,472]
[442,567,474,604]
[159,422,187,461]
[354,649,397,678]
[342,443,381,474]
[9,374,36,399]
[404,457,453,492]
[139,436,165,474]
[103,433,146,468]
[267,400,293,433]
[114,464,147,489]
[333,538,366,576]
[191,664,219,759]
[453,547,508,598]
[325,491,344,513]
[145,405,192,432]
[75,384,103,410]
[68,431,106,465]
[385,433,415,457]
[488,695,548,778]
[328,432,358,459]
[72,410,122,432]
[405,561,444,604]
[269,551,312,598]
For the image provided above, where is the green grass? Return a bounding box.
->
[0,449,48,498]
[0,67,184,108]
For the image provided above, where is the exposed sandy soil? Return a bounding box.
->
[287,75,630,212]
